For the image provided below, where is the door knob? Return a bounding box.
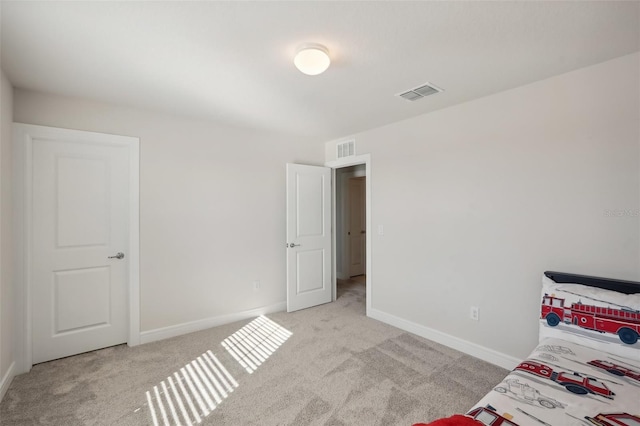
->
[288,243,301,248]
[360,230,366,234]
[108,252,125,259]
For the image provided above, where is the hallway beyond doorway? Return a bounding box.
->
[337,275,365,308]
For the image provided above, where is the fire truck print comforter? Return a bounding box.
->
[466,337,640,426]
[465,276,640,426]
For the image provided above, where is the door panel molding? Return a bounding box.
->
[13,123,140,373]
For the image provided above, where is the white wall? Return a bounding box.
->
[325,53,640,362]
[14,90,324,335]
[0,68,15,396]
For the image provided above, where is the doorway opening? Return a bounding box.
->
[286,156,370,315]
[326,153,371,316]
[335,165,366,310]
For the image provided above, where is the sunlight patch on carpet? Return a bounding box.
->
[222,315,292,373]
[145,350,238,425]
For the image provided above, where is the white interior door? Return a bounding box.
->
[31,128,131,364]
[348,177,366,277]
[286,164,332,312]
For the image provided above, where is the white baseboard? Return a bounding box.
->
[0,361,16,403]
[139,301,287,345]
[369,308,520,370]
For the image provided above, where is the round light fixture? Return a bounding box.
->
[294,43,330,76]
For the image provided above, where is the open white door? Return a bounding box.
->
[286,164,332,312]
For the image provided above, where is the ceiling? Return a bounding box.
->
[2,1,639,141]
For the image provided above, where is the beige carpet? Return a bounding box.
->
[0,278,508,425]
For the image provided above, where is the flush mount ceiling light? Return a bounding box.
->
[294,43,330,76]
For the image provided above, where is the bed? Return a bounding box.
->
[417,271,640,426]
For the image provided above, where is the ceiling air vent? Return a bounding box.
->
[337,140,355,159]
[398,82,443,102]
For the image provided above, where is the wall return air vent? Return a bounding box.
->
[336,140,355,159]
[398,82,443,102]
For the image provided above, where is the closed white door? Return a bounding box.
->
[348,177,366,277]
[30,128,131,364]
[286,164,332,312]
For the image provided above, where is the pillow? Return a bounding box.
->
[539,275,640,361]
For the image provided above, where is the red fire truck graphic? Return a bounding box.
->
[515,360,615,399]
[541,294,640,345]
[466,405,519,426]
[585,412,640,426]
[587,360,640,382]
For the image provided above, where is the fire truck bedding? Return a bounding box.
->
[466,336,640,425]
[418,272,640,426]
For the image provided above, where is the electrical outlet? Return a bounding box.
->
[253,281,260,291]
[470,306,479,321]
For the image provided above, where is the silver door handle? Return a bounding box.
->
[288,243,301,248]
[108,252,125,259]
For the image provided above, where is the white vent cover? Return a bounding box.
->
[398,82,443,102]
[337,140,355,158]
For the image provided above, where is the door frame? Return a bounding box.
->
[13,123,140,373]
[325,154,371,316]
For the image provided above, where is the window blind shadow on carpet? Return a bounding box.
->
[142,316,291,425]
